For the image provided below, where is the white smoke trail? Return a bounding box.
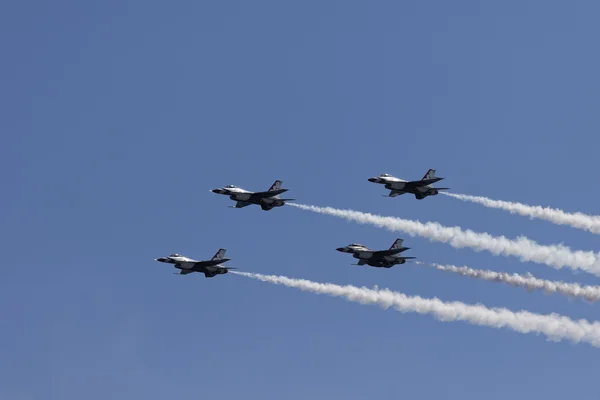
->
[431,263,600,302]
[231,271,600,348]
[288,203,600,277]
[442,192,600,235]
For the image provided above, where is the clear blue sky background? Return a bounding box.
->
[2,1,599,399]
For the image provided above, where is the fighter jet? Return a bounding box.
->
[336,238,415,268]
[368,169,449,199]
[155,249,236,277]
[211,180,294,211]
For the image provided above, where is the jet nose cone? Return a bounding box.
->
[336,247,347,252]
[210,188,223,194]
[155,257,167,262]
[368,178,378,183]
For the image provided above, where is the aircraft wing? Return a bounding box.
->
[384,190,405,197]
[372,248,408,256]
[178,269,194,275]
[404,178,443,188]
[368,256,416,267]
[194,260,225,268]
[250,188,288,199]
[203,266,235,278]
[231,201,252,208]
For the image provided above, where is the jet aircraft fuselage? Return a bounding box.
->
[368,169,448,199]
[211,180,294,210]
[336,239,415,268]
[155,249,234,278]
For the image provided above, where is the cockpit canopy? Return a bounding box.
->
[225,185,237,188]
[349,243,366,247]
[380,173,392,177]
[169,253,182,257]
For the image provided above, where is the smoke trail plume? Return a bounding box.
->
[288,203,600,277]
[232,271,600,348]
[442,192,600,235]
[431,263,600,302]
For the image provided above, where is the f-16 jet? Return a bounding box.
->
[336,238,415,268]
[155,249,235,277]
[211,180,294,211]
[368,169,449,199]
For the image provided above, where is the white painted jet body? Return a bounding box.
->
[368,169,449,199]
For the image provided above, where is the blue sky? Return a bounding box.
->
[2,1,599,399]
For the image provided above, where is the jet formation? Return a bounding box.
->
[157,169,449,277]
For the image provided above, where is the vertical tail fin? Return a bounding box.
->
[211,248,226,260]
[390,238,404,250]
[421,169,437,181]
[268,180,283,191]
